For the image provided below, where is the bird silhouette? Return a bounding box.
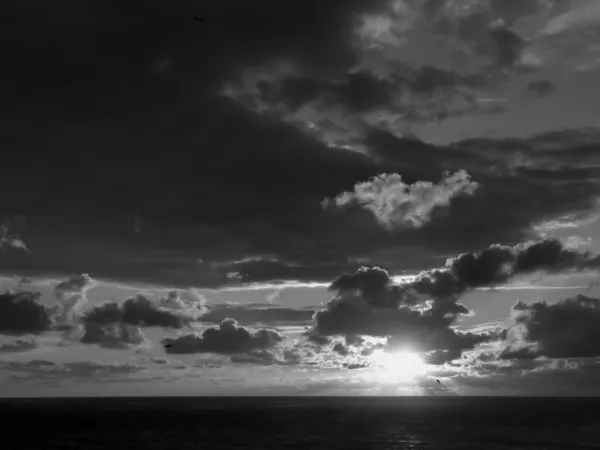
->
[193,16,205,22]
[436,379,441,385]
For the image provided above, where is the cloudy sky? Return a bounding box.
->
[2,0,600,397]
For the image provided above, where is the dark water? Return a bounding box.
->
[3,397,600,449]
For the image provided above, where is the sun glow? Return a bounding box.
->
[370,350,427,382]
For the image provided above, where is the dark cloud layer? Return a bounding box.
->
[309,237,599,364]
[82,294,196,329]
[506,295,600,359]
[77,293,203,349]
[411,237,600,313]
[162,318,283,354]
[3,359,146,384]
[324,237,599,315]
[0,292,52,335]
[3,1,600,287]
[210,259,364,285]
[524,80,556,99]
[313,293,499,360]
[80,323,148,350]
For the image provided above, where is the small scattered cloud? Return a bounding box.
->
[322,170,479,231]
[0,337,38,353]
[0,224,29,253]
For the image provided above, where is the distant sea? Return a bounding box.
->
[3,397,600,449]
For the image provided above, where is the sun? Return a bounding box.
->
[370,349,427,382]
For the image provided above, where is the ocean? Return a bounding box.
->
[3,397,600,449]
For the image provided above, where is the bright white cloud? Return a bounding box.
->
[323,170,479,230]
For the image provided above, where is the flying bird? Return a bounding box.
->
[193,16,205,22]
[436,379,441,385]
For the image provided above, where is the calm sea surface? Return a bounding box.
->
[3,397,600,449]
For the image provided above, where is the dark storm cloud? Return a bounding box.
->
[162,318,283,354]
[201,303,314,326]
[507,295,600,359]
[0,291,52,335]
[4,1,600,288]
[0,337,38,353]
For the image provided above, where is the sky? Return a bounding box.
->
[2,0,600,397]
